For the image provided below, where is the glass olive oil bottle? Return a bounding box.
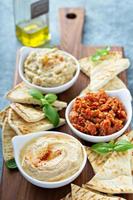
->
[13,0,50,47]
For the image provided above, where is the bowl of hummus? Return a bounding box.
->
[19,47,80,94]
[12,131,87,188]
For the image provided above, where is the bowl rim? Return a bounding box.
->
[65,89,132,140]
[12,131,87,186]
[18,47,80,91]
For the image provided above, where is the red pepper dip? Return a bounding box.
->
[69,90,127,136]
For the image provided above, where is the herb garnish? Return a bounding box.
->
[91,46,111,62]
[29,89,59,127]
[6,159,17,169]
[91,140,133,154]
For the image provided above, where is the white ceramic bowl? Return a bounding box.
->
[65,89,132,143]
[18,47,80,94]
[12,131,87,188]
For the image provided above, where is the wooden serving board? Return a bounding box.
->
[0,8,132,200]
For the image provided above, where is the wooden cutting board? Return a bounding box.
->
[0,8,132,200]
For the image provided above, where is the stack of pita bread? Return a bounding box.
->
[79,51,130,94]
[0,82,67,163]
[61,184,126,200]
[61,132,133,199]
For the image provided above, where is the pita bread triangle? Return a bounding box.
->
[81,76,126,95]
[90,58,130,91]
[126,130,133,143]
[2,117,16,161]
[71,184,126,199]
[126,130,133,176]
[0,106,9,126]
[79,51,122,78]
[85,132,133,174]
[10,103,63,123]
[8,108,65,135]
[84,136,133,194]
[10,103,45,122]
[79,57,91,77]
[85,145,111,173]
[5,82,67,109]
[85,135,130,174]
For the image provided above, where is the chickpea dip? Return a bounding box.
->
[24,48,77,87]
[20,133,84,182]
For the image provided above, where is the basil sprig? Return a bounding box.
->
[91,140,133,154]
[5,159,17,169]
[29,89,59,127]
[91,46,111,62]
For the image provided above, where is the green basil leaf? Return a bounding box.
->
[45,94,57,104]
[29,89,44,100]
[114,140,133,152]
[97,46,110,55]
[92,142,114,148]
[91,143,114,154]
[5,159,17,169]
[41,98,49,106]
[43,104,60,127]
[91,139,133,154]
[92,146,113,154]
[91,46,111,62]
[109,140,115,145]
[97,50,108,56]
[91,54,101,61]
[114,144,133,152]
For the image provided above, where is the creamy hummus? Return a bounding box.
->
[24,48,77,87]
[20,134,84,182]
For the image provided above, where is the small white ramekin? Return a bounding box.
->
[12,131,87,188]
[65,89,132,143]
[18,47,80,94]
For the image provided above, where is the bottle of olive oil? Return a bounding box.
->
[13,0,50,47]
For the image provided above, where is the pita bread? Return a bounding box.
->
[126,130,133,143]
[84,136,133,194]
[81,76,126,95]
[10,102,64,122]
[60,193,72,200]
[126,131,133,175]
[79,57,91,77]
[85,146,111,173]
[10,103,45,122]
[0,106,9,126]
[90,58,130,91]
[79,51,122,78]
[8,108,65,135]
[71,184,126,200]
[6,82,67,109]
[2,117,16,161]
[85,132,133,175]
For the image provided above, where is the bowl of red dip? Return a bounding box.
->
[65,89,132,142]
